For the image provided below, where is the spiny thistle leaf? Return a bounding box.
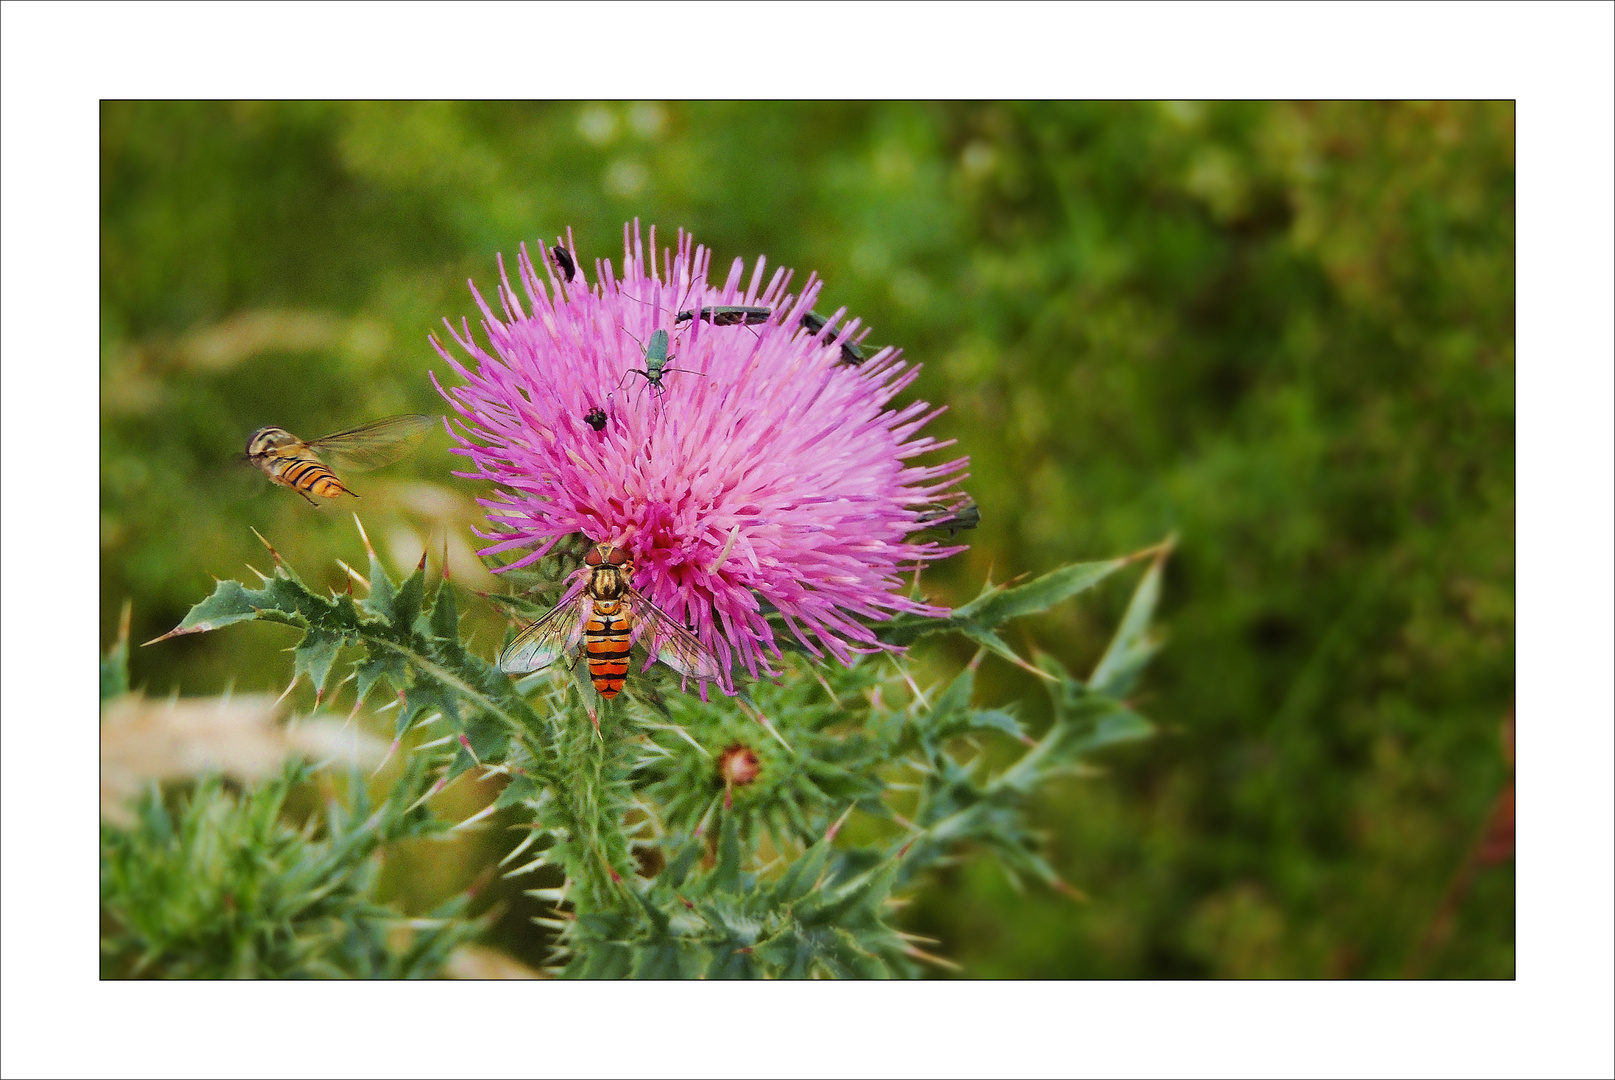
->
[952,557,1131,627]
[101,603,132,702]
[100,758,483,979]
[127,525,1174,979]
[907,665,1026,750]
[1087,544,1171,699]
[147,523,546,760]
[293,628,345,701]
[875,544,1161,651]
[145,577,314,641]
[551,810,912,980]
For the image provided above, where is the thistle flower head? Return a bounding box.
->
[431,222,968,687]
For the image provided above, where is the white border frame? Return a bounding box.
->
[4,2,1610,1078]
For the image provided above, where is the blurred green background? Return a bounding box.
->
[100,101,1514,978]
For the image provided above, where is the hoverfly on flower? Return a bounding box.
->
[499,542,724,701]
[245,414,434,505]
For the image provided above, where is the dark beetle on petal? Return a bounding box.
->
[583,407,607,432]
[550,243,577,283]
[799,309,870,365]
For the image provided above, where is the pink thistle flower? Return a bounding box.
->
[430,222,968,690]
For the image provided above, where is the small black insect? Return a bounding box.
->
[799,309,870,365]
[583,407,607,431]
[550,243,577,283]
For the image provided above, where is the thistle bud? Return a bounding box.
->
[719,743,761,788]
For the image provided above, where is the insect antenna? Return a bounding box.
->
[631,263,703,343]
[613,325,648,399]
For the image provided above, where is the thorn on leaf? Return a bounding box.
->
[142,625,194,646]
[354,514,377,557]
[1051,878,1089,902]
[825,804,855,843]
[249,526,284,564]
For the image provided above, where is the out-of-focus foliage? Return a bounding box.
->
[99,690,384,827]
[101,764,481,979]
[101,101,1514,978]
[99,630,483,979]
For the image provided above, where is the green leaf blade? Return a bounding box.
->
[1088,550,1169,699]
[954,557,1129,627]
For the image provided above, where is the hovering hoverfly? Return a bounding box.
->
[245,414,435,505]
[499,543,724,702]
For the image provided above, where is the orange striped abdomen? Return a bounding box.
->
[584,598,633,698]
[272,456,354,499]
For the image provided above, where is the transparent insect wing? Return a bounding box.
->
[626,589,725,681]
[305,414,435,473]
[499,588,593,674]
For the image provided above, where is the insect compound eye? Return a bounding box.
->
[606,547,629,566]
[584,547,604,567]
[247,428,282,454]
